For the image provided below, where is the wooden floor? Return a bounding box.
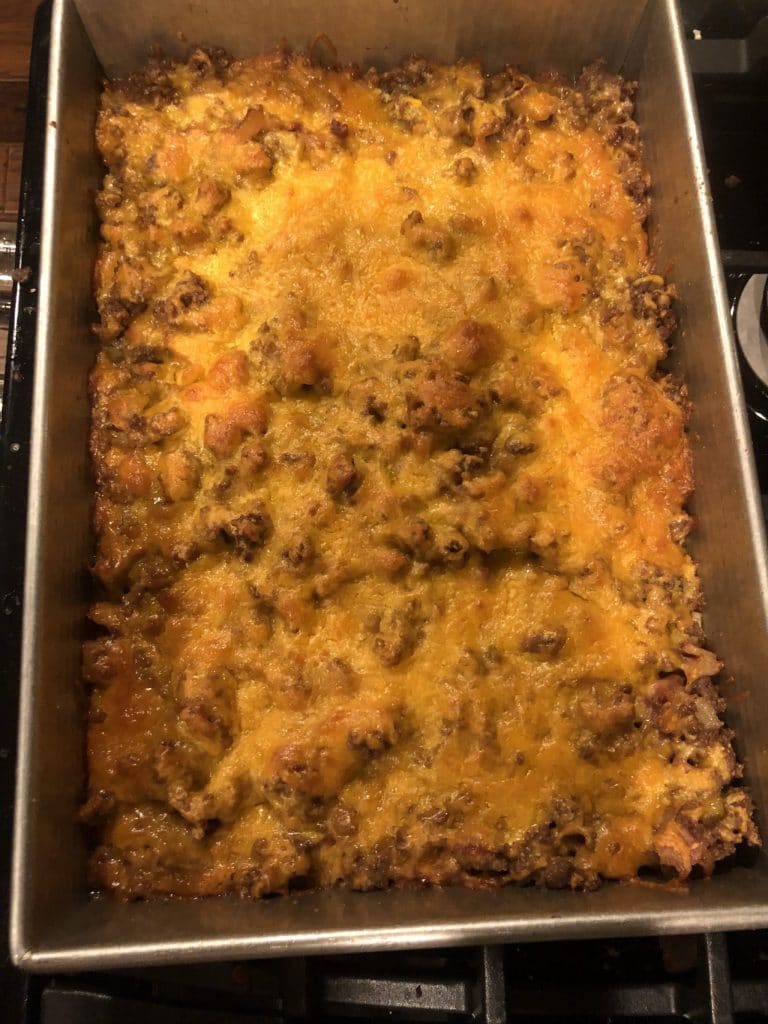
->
[0,0,38,219]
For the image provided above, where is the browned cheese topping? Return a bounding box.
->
[84,49,757,898]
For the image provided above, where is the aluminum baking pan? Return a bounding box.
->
[10,0,768,971]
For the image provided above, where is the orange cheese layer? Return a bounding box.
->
[83,50,756,898]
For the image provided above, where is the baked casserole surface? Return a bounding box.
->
[84,49,757,898]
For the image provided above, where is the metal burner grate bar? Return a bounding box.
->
[31,936,748,1023]
[733,979,768,1015]
[317,946,499,1019]
[316,948,506,1020]
[322,973,472,1014]
[40,988,273,1024]
[700,934,735,1024]
[480,946,506,1024]
[505,981,680,1018]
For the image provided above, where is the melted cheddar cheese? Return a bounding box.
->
[84,50,757,898]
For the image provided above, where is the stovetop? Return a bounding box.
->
[687,2,768,500]
[1,2,768,1022]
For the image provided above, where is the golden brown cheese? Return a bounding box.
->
[83,49,757,898]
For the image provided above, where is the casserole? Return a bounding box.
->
[11,0,768,970]
[85,47,754,895]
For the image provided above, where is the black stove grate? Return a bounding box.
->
[2,2,768,1023]
[22,934,768,1023]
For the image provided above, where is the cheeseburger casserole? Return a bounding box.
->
[83,48,758,898]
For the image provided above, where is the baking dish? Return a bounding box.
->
[9,0,768,971]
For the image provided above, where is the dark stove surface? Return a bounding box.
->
[0,936,743,1023]
[12,933,768,1022]
[2,2,768,1023]
[693,70,768,257]
[688,0,768,488]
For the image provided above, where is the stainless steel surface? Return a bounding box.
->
[0,224,14,304]
[737,275,768,388]
[74,0,649,79]
[0,222,16,386]
[11,0,768,972]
